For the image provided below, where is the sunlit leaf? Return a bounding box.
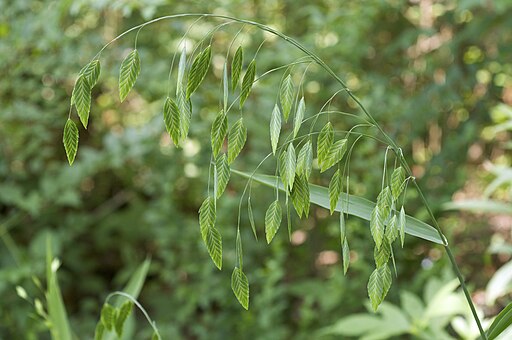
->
[270,104,282,155]
[186,45,211,99]
[176,47,187,94]
[211,110,228,158]
[231,267,249,310]
[215,154,230,199]
[232,171,444,245]
[239,59,256,109]
[72,75,91,128]
[280,74,294,122]
[231,46,243,91]
[63,119,79,165]
[228,117,247,164]
[177,88,192,142]
[163,97,181,146]
[119,49,140,102]
[293,97,305,138]
[265,200,282,244]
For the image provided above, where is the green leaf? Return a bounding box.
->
[119,49,140,102]
[228,117,247,164]
[374,241,391,268]
[231,171,444,244]
[380,264,392,301]
[391,167,406,199]
[385,214,398,243]
[329,169,343,215]
[239,59,256,109]
[63,119,79,165]
[370,207,385,249]
[199,196,216,239]
[211,110,228,158]
[176,47,187,94]
[443,199,512,214]
[340,211,346,241]
[204,225,222,270]
[231,267,249,310]
[265,200,282,244]
[342,237,350,275]
[293,97,305,138]
[399,207,406,247]
[296,140,313,180]
[231,46,243,91]
[486,301,512,340]
[72,75,92,128]
[321,139,347,172]
[223,64,228,112]
[79,59,101,87]
[247,197,258,240]
[45,236,72,340]
[95,322,105,340]
[280,74,294,122]
[377,187,393,222]
[177,88,192,142]
[291,174,310,218]
[236,228,243,269]
[163,97,181,146]
[101,303,116,331]
[283,143,296,191]
[114,301,133,338]
[270,104,282,155]
[186,45,211,99]
[215,154,230,199]
[317,122,334,169]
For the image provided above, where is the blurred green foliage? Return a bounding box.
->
[1,0,511,339]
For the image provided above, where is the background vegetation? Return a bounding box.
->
[1,0,511,338]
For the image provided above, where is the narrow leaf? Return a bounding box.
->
[163,97,181,146]
[72,75,91,128]
[231,46,243,91]
[280,74,294,122]
[119,49,140,102]
[270,104,282,155]
[186,45,211,99]
[391,167,406,200]
[79,59,101,87]
[296,140,313,180]
[236,228,243,269]
[487,301,512,340]
[239,59,256,109]
[265,200,282,244]
[293,97,305,138]
[211,110,228,158]
[247,197,258,240]
[204,226,222,270]
[215,154,230,199]
[223,64,228,112]
[329,169,343,214]
[228,117,247,164]
[176,47,187,95]
[317,122,334,169]
[231,267,249,310]
[233,171,445,244]
[63,119,79,165]
[342,237,350,275]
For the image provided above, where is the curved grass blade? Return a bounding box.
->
[231,170,444,244]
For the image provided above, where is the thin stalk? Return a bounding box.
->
[97,13,486,338]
